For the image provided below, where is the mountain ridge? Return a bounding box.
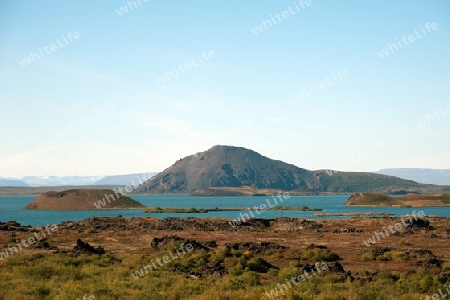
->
[134,145,319,193]
[375,168,450,185]
[0,173,159,187]
[133,145,450,194]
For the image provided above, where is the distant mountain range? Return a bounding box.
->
[0,178,29,187]
[95,173,158,186]
[0,173,158,187]
[2,147,450,194]
[21,175,103,187]
[375,168,450,185]
[134,145,450,195]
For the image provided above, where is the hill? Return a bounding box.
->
[314,171,447,194]
[134,145,319,194]
[133,145,450,194]
[23,189,145,210]
[344,193,404,206]
[397,193,450,206]
[376,168,450,185]
[344,192,450,207]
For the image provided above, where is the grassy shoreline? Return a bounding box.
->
[313,212,395,217]
[143,206,323,213]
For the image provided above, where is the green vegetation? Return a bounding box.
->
[362,250,409,262]
[299,248,340,262]
[316,171,450,194]
[0,247,446,299]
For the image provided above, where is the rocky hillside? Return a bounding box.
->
[133,145,450,195]
[344,193,403,206]
[314,171,447,194]
[23,189,145,210]
[134,145,319,193]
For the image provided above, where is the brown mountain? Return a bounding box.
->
[23,189,145,210]
[133,145,450,195]
[134,145,319,194]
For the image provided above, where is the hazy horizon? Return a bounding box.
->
[2,157,450,179]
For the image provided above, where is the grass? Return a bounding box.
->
[361,250,409,262]
[0,248,445,299]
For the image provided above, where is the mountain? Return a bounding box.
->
[0,173,159,187]
[94,173,158,185]
[0,178,28,187]
[134,145,319,194]
[0,185,128,196]
[375,168,450,185]
[21,175,103,187]
[313,170,447,193]
[134,145,449,194]
[23,189,145,210]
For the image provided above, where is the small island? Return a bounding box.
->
[143,207,237,213]
[23,189,145,210]
[314,212,395,217]
[269,206,322,211]
[344,192,450,207]
[143,206,322,213]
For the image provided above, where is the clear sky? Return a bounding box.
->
[1,0,449,177]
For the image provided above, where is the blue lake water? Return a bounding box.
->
[1,194,450,226]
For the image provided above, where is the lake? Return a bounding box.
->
[1,194,450,226]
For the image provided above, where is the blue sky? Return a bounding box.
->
[1,0,449,177]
